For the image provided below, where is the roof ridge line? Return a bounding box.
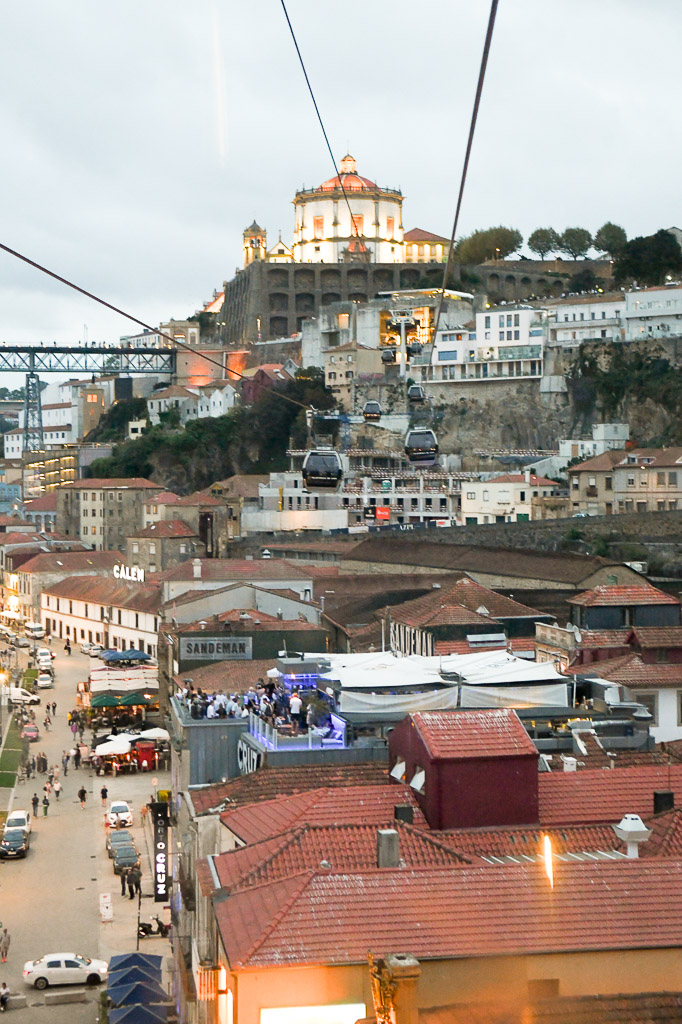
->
[235,870,316,967]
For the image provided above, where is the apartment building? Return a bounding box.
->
[430,306,545,383]
[545,293,625,347]
[56,478,159,550]
[460,472,558,524]
[624,283,682,341]
[570,448,682,515]
[324,342,383,408]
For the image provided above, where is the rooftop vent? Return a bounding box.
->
[394,804,414,825]
[612,813,651,858]
[377,828,400,869]
[654,790,674,816]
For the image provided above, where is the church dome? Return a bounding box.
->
[318,154,377,192]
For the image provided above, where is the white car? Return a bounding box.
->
[35,647,54,661]
[4,810,31,835]
[107,801,133,828]
[88,645,104,657]
[23,953,108,989]
[36,659,53,674]
[37,673,54,689]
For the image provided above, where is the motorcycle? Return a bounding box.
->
[138,915,170,938]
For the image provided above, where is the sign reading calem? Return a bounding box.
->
[113,563,145,582]
[179,636,253,662]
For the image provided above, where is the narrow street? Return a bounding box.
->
[0,645,171,1021]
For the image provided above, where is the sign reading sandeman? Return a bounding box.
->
[179,636,253,662]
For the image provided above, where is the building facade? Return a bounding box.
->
[460,473,558,524]
[56,477,160,551]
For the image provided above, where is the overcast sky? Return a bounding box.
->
[0,0,678,350]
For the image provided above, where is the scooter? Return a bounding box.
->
[138,915,170,938]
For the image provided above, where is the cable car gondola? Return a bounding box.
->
[301,448,343,490]
[406,341,423,358]
[381,347,397,364]
[362,401,381,422]
[407,384,425,403]
[405,428,438,467]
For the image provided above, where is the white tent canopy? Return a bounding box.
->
[90,677,159,695]
[94,737,131,756]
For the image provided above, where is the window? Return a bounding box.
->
[466,492,475,500]
[351,214,364,236]
[132,542,139,554]
[669,472,678,486]
[484,315,490,328]
[513,314,520,327]
[520,490,526,502]
[627,475,635,486]
[571,477,579,491]
[386,216,394,236]
[605,476,612,491]
[313,216,323,237]
[657,472,666,486]
[482,490,489,501]
[149,544,156,555]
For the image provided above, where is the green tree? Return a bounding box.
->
[559,228,593,260]
[527,227,559,260]
[568,268,602,293]
[455,226,523,265]
[614,229,682,287]
[593,222,627,256]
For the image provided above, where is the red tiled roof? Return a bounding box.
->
[173,658,277,694]
[188,763,389,815]
[23,493,57,511]
[390,578,544,628]
[422,993,682,1024]
[157,559,314,581]
[432,821,624,861]
[133,520,198,538]
[0,516,33,527]
[568,584,679,607]
[412,709,538,761]
[630,627,682,648]
[568,450,626,473]
[63,477,159,489]
[539,764,682,825]
[17,550,123,574]
[43,575,161,614]
[1,532,48,545]
[145,492,180,505]
[173,492,222,507]
[435,637,536,655]
[215,859,682,968]
[404,227,450,243]
[576,629,631,649]
[582,652,682,688]
[485,473,556,486]
[209,822,467,892]
[220,785,426,844]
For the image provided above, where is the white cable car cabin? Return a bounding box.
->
[405,428,438,467]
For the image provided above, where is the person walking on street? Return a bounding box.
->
[100,785,108,808]
[43,780,51,798]
[120,867,128,897]
[129,865,142,897]
[62,752,69,775]
[42,794,49,817]
[0,932,9,964]
[74,748,81,770]
[127,870,136,900]
[78,785,87,809]
[31,793,39,816]
[51,702,56,717]
[54,780,62,801]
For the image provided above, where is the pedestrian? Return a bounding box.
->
[74,748,81,770]
[31,793,39,816]
[129,865,142,896]
[43,715,51,732]
[31,755,36,775]
[100,785,108,808]
[43,781,52,797]
[48,767,54,785]
[0,980,9,1011]
[54,780,62,801]
[120,867,128,897]
[0,931,9,964]
[51,702,56,717]
[42,794,49,816]
[127,870,136,900]
[78,724,85,743]
[78,785,87,809]
[62,752,68,776]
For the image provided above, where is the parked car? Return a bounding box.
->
[0,828,30,859]
[36,659,53,674]
[21,724,40,743]
[4,810,31,835]
[23,953,108,989]
[107,801,133,828]
[112,845,141,875]
[106,830,135,858]
[37,673,54,690]
[13,636,30,648]
[88,645,104,657]
[35,647,55,661]
[8,687,40,706]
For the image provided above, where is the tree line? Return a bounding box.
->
[454,224,682,286]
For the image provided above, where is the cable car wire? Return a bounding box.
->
[431,0,500,344]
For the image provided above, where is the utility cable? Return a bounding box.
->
[0,240,310,412]
[431,0,500,343]
[279,0,368,259]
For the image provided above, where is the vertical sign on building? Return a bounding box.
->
[152,801,169,902]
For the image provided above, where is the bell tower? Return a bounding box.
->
[243,221,267,267]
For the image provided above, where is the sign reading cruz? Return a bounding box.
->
[113,563,146,583]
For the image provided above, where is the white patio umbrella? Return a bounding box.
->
[136,728,170,741]
[94,738,132,756]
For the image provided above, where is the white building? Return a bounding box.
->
[558,423,630,462]
[430,306,544,383]
[623,284,682,341]
[545,293,625,348]
[460,472,557,524]
[3,423,77,459]
[147,386,200,426]
[292,154,404,264]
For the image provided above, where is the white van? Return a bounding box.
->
[25,623,45,641]
[7,687,40,706]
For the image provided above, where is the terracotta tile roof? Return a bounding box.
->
[173,658,277,694]
[389,579,544,628]
[214,859,682,968]
[157,559,314,581]
[64,477,159,489]
[133,520,198,538]
[630,627,682,648]
[145,491,181,505]
[546,291,625,307]
[0,516,33,527]
[173,491,222,507]
[644,808,682,857]
[431,821,624,861]
[539,764,682,825]
[412,710,538,761]
[568,584,679,608]
[421,993,682,1024]
[0,531,46,544]
[209,822,467,893]
[220,785,426,844]
[17,550,123,574]
[568,450,626,473]
[148,385,199,400]
[346,539,613,585]
[485,473,557,486]
[404,227,450,243]
[576,629,631,649]
[435,637,536,655]
[206,475,269,499]
[581,652,682,688]
[188,763,389,815]
[572,447,682,471]
[42,574,161,614]
[23,493,57,511]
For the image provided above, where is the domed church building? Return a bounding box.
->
[291,154,405,263]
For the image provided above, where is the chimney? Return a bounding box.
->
[654,790,675,815]
[385,954,421,1024]
[612,813,651,858]
[524,468,531,483]
[192,558,201,579]
[562,755,577,772]
[394,804,414,825]
[377,828,400,868]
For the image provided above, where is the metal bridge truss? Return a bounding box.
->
[0,346,176,375]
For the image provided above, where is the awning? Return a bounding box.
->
[102,649,153,663]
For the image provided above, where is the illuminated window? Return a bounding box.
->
[313,216,323,237]
[386,216,394,236]
[351,214,364,236]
